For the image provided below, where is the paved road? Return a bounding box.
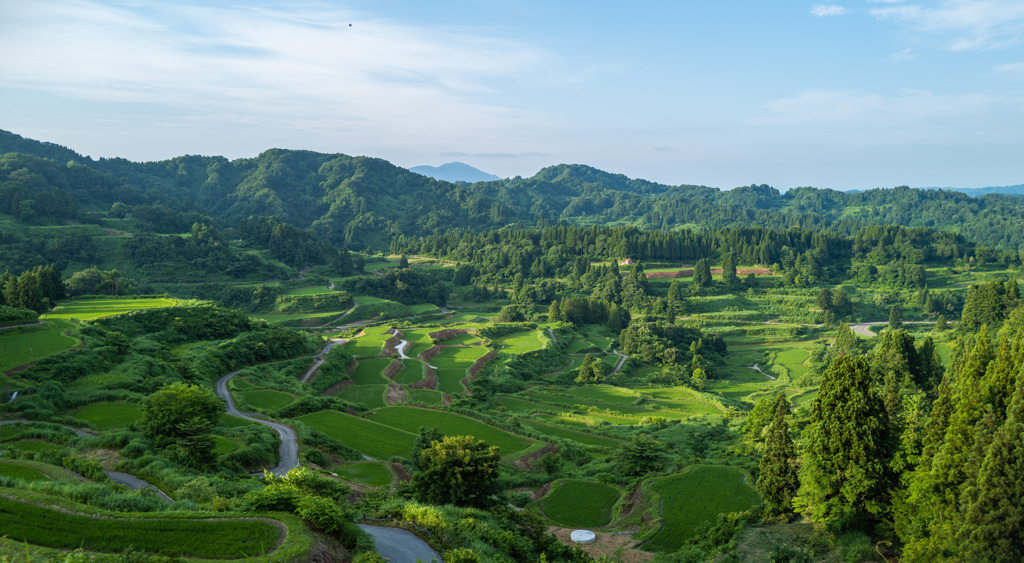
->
[610,350,628,375]
[358,524,441,563]
[104,470,173,503]
[215,371,300,477]
[851,321,887,337]
[301,338,347,383]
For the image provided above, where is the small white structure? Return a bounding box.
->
[570,530,596,545]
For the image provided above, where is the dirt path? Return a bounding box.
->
[548,328,557,343]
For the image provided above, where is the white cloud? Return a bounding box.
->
[995,62,1024,72]
[871,1,1024,50]
[0,0,570,157]
[811,4,848,16]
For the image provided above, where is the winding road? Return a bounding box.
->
[357,524,441,563]
[216,369,299,477]
[300,338,348,383]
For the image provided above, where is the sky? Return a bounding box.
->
[1,0,1023,191]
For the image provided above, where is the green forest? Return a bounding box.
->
[1,129,1022,563]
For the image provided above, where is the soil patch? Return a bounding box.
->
[409,365,437,390]
[427,328,470,341]
[383,360,403,380]
[549,527,654,563]
[385,383,406,406]
[419,345,444,361]
[514,444,559,472]
[322,380,356,396]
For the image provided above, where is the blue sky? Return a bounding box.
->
[1,0,1022,190]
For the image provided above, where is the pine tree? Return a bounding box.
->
[796,355,893,532]
[399,254,409,269]
[548,299,561,322]
[759,395,798,518]
[889,302,903,331]
[693,258,712,288]
[667,279,682,302]
[960,373,1024,562]
[722,254,739,287]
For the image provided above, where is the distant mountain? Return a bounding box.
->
[9,128,1024,250]
[409,162,500,183]
[919,185,1024,197]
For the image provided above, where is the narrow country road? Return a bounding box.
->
[610,350,628,375]
[300,338,347,383]
[851,321,887,337]
[750,363,776,380]
[215,372,300,477]
[357,524,441,563]
[104,470,173,503]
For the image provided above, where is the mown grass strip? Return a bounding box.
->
[297,410,416,459]
[520,420,621,449]
[0,495,280,558]
[366,406,532,456]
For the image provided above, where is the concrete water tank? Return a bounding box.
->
[570,530,596,545]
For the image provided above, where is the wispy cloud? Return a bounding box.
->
[0,0,568,154]
[888,48,917,61]
[871,1,1024,50]
[748,89,1014,130]
[995,62,1024,72]
[652,144,675,152]
[811,4,848,16]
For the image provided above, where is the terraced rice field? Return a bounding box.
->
[366,406,533,456]
[0,462,51,483]
[493,330,548,354]
[297,410,417,459]
[337,385,386,410]
[351,358,393,385]
[435,368,467,394]
[648,465,761,550]
[540,480,621,528]
[334,462,391,486]
[67,401,142,431]
[239,390,295,411]
[393,360,425,384]
[0,321,80,371]
[0,494,282,558]
[43,298,177,321]
[520,420,621,449]
[408,389,444,405]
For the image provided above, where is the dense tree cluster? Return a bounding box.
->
[0,264,65,312]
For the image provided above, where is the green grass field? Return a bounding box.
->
[219,413,256,428]
[43,297,177,321]
[67,401,142,431]
[239,389,295,411]
[648,465,761,550]
[540,480,621,527]
[333,462,391,486]
[297,410,416,459]
[494,330,547,354]
[351,357,393,385]
[0,494,281,558]
[564,385,640,404]
[444,333,483,345]
[337,385,386,409]
[366,406,533,456]
[0,321,80,372]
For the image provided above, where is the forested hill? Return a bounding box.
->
[4,128,1024,249]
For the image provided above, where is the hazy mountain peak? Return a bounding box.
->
[409,162,500,183]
